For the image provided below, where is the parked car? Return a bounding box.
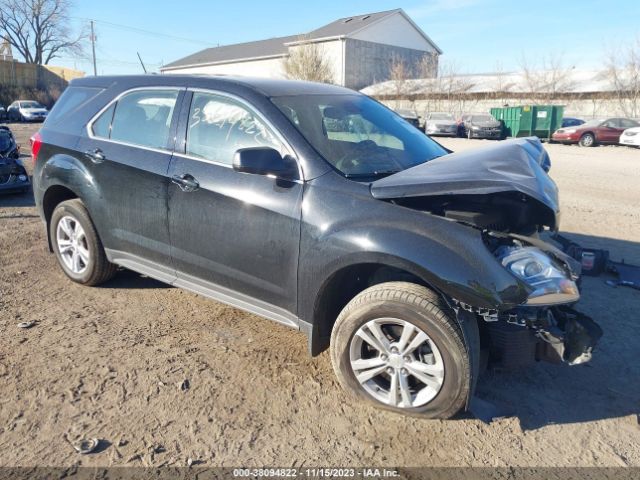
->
[32,75,601,418]
[0,128,29,194]
[619,126,640,147]
[561,117,585,128]
[552,118,640,147]
[393,108,421,129]
[460,113,503,139]
[424,112,458,137]
[0,126,20,158]
[7,100,49,122]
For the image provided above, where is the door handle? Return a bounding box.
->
[171,173,200,192]
[84,148,105,163]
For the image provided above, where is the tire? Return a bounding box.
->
[50,199,117,286]
[330,281,470,419]
[579,132,595,147]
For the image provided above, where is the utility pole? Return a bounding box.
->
[90,20,97,76]
[136,52,147,73]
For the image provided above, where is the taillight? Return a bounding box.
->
[30,132,42,164]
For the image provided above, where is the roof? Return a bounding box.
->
[361,69,619,96]
[71,74,356,97]
[162,35,298,70]
[303,9,399,41]
[162,8,441,71]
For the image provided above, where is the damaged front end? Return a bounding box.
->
[465,232,604,368]
[371,137,603,368]
[457,301,603,367]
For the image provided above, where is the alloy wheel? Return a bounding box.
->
[349,317,445,408]
[56,215,90,274]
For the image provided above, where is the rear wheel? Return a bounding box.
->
[579,133,595,147]
[50,199,117,285]
[330,282,470,419]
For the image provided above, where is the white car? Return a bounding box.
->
[620,127,640,147]
[7,100,49,122]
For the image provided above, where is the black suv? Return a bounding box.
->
[32,75,601,419]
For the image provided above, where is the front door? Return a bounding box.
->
[77,88,183,276]
[167,91,302,315]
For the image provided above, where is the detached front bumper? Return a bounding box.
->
[480,305,603,368]
[0,173,30,193]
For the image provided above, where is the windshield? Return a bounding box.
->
[429,113,454,120]
[582,119,604,127]
[272,94,447,179]
[21,101,44,109]
[471,115,495,122]
[0,132,12,150]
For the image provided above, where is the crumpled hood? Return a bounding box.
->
[370,136,558,222]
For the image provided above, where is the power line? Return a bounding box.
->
[70,16,215,47]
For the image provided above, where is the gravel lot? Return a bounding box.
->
[1,123,639,468]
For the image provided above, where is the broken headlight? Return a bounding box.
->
[497,246,579,305]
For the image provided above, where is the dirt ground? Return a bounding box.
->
[1,123,639,468]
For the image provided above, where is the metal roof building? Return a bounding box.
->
[161,9,441,90]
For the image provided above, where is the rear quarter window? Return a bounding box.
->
[46,86,104,125]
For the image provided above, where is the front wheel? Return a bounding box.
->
[579,133,595,147]
[50,199,117,285]
[330,282,470,419]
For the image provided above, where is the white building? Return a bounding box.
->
[160,9,442,90]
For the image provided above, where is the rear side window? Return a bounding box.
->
[185,92,280,164]
[91,89,179,150]
[91,103,115,138]
[46,86,103,124]
[620,118,639,128]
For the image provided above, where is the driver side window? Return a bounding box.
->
[186,92,282,165]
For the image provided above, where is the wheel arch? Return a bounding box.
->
[306,257,447,356]
[42,184,80,251]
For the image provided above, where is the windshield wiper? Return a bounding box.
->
[344,170,400,179]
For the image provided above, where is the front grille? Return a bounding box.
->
[0,174,11,184]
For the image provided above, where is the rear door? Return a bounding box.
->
[166,89,302,317]
[598,119,623,143]
[76,87,184,279]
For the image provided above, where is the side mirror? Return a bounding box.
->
[233,147,298,179]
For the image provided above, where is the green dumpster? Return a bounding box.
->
[490,105,564,140]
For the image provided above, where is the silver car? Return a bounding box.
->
[7,100,49,122]
[424,112,458,137]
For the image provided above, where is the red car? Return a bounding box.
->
[552,117,639,147]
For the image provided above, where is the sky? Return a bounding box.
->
[52,0,640,76]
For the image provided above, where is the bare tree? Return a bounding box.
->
[437,60,474,117]
[605,37,640,118]
[0,0,84,64]
[389,55,408,107]
[519,53,575,103]
[418,52,438,78]
[283,36,333,83]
